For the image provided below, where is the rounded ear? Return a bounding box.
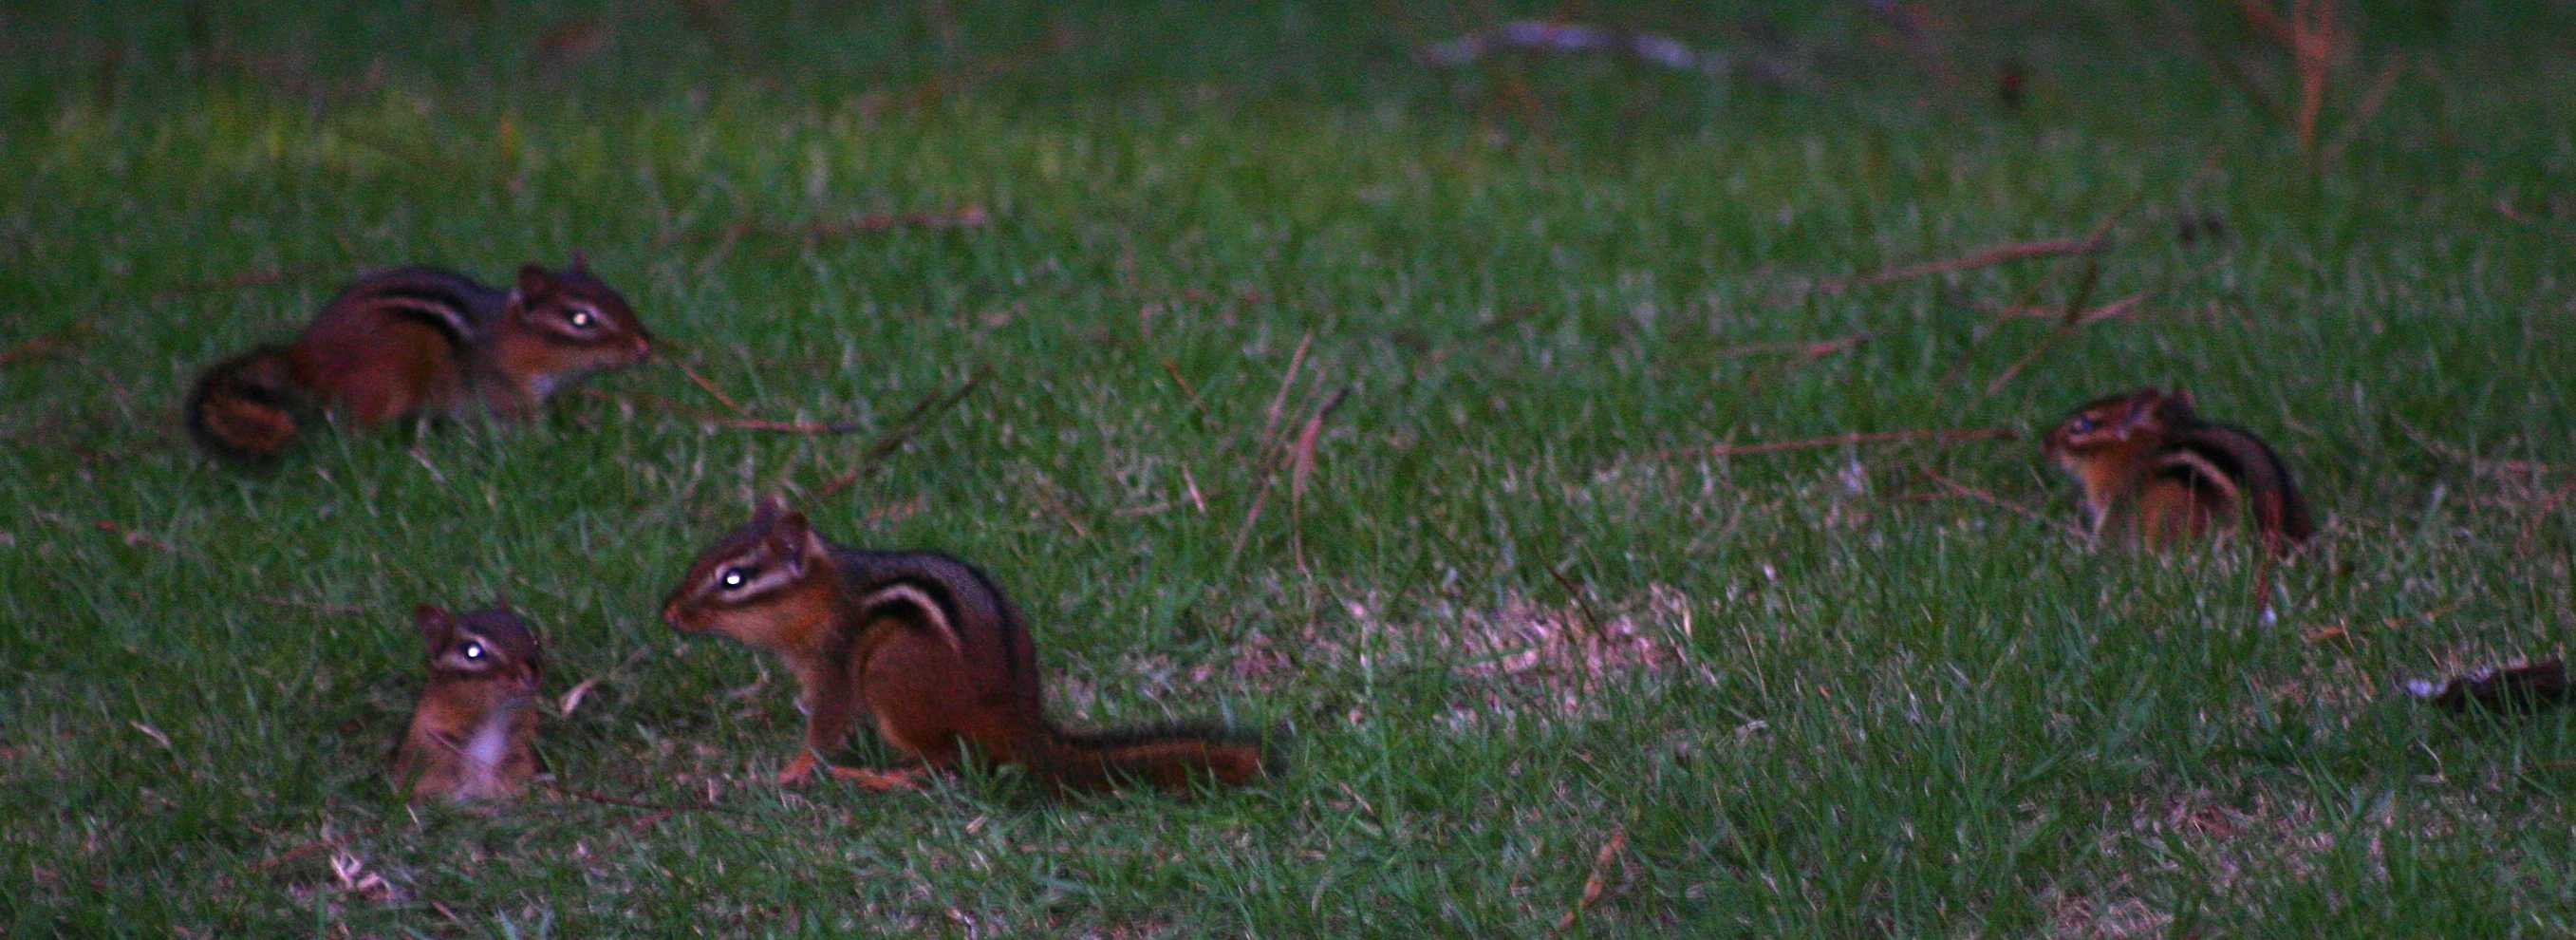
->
[2121,390,2163,425]
[753,494,790,526]
[414,604,456,647]
[2168,387,2197,411]
[516,263,552,296]
[770,512,813,575]
[569,251,589,273]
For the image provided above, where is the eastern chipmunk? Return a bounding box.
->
[185,257,652,463]
[392,603,545,804]
[2042,386,2315,554]
[660,497,1272,794]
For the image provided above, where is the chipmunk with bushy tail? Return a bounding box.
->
[661,497,1273,794]
[185,256,651,464]
[2042,386,2315,554]
[392,603,545,804]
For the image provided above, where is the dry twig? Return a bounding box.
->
[1633,427,2016,464]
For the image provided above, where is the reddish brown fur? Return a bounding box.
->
[2042,386,2312,555]
[393,604,545,805]
[662,498,1273,795]
[185,259,651,463]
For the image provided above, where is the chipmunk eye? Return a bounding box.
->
[2069,416,2097,434]
[462,641,486,661]
[565,306,599,329]
[720,565,756,590]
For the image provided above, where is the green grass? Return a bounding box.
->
[6,1,2575,934]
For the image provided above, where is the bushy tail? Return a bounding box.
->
[1030,721,1276,794]
[185,345,310,464]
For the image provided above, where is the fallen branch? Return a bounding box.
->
[1633,427,2016,463]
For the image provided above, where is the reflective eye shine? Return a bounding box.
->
[720,566,750,589]
[462,642,486,660]
[568,308,597,329]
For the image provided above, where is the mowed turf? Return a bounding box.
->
[5,2,2574,935]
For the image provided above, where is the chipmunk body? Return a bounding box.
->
[2042,386,2314,553]
[393,603,545,803]
[661,498,1270,794]
[185,258,651,463]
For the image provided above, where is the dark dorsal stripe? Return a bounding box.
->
[343,269,497,349]
[856,575,969,655]
[841,549,1033,692]
[2153,440,2241,497]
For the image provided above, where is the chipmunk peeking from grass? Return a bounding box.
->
[2042,386,2314,555]
[393,603,545,804]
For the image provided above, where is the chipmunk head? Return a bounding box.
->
[502,254,654,372]
[416,602,544,694]
[662,496,843,649]
[2041,386,2197,472]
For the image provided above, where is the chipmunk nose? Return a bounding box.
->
[661,599,686,631]
[630,333,654,363]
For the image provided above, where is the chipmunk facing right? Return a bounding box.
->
[185,257,652,465]
[393,603,545,804]
[2042,386,2314,554]
[660,497,1272,795]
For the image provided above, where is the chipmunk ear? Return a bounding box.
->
[753,494,790,527]
[568,251,589,273]
[415,604,457,647]
[516,263,554,297]
[2166,386,2197,412]
[769,512,815,575]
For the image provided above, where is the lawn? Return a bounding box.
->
[4,1,2574,935]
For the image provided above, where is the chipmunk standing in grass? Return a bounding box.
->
[185,257,652,464]
[660,497,1271,794]
[393,603,545,804]
[2042,386,2315,554]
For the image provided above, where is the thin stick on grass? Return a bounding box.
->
[1235,382,1349,567]
[812,369,991,498]
[1543,563,1609,647]
[664,356,753,418]
[1918,465,2091,541]
[540,780,742,816]
[2161,0,2289,125]
[2319,57,2405,168]
[0,329,85,368]
[1633,427,2017,464]
[1256,331,1315,450]
[1713,331,1872,360]
[1286,385,1353,571]
[1814,238,2100,293]
[659,205,991,248]
[2515,479,2576,556]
